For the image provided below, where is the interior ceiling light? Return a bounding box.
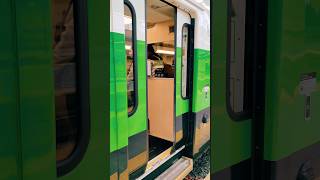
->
[125,45,132,50]
[124,16,132,25]
[156,49,175,55]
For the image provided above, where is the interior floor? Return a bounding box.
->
[149,135,172,160]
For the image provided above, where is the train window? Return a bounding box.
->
[181,24,190,99]
[227,0,252,119]
[124,2,137,115]
[52,0,90,176]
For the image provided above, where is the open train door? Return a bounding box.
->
[174,8,193,151]
[144,0,194,172]
[174,4,211,159]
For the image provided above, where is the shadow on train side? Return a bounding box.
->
[0,0,108,179]
[212,0,320,179]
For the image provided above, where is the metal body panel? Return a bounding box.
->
[110,0,211,177]
[128,40,147,137]
[0,0,109,179]
[110,0,147,178]
[0,0,21,179]
[264,0,320,163]
[14,0,56,178]
[212,0,251,173]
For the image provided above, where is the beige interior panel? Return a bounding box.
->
[148,78,174,142]
[147,21,174,44]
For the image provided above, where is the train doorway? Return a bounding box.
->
[146,0,176,165]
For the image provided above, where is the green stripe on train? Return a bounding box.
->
[192,49,211,112]
[110,32,147,153]
[128,41,148,137]
[110,32,129,152]
[176,48,211,115]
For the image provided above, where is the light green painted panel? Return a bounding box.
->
[264,0,320,161]
[192,49,210,112]
[128,41,147,137]
[212,0,252,172]
[176,48,189,116]
[110,32,129,151]
[110,34,118,153]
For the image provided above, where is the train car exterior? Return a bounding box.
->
[212,0,320,179]
[110,0,210,179]
[1,0,210,179]
[0,0,109,179]
[2,0,319,179]
[263,0,320,179]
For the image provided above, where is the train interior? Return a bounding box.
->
[146,0,176,162]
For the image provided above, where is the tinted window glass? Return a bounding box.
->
[124,3,137,114]
[181,24,189,98]
[227,0,254,120]
[228,0,246,113]
[52,0,78,162]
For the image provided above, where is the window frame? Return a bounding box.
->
[124,0,138,117]
[181,23,191,100]
[55,0,91,176]
[226,0,253,121]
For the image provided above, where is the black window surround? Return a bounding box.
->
[125,0,139,117]
[56,0,90,176]
[226,0,254,121]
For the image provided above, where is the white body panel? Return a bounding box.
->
[176,9,191,48]
[110,0,145,41]
[165,0,210,51]
[110,0,124,34]
[129,0,146,41]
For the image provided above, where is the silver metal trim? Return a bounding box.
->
[136,145,185,180]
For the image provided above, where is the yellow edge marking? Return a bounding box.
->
[128,151,148,173]
[176,130,183,142]
[119,168,129,180]
[110,173,118,180]
[146,146,173,171]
